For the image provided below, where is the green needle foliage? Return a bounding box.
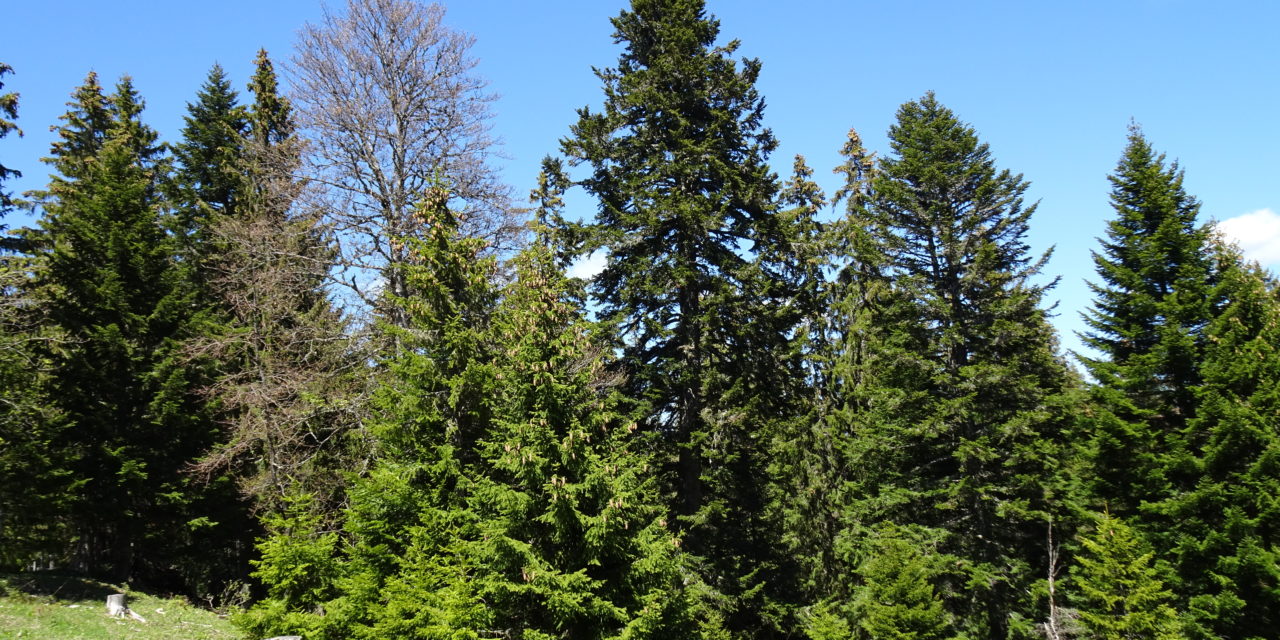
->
[558,1,813,633]
[1072,511,1181,640]
[1156,244,1280,638]
[0,62,22,251]
[28,74,241,592]
[1075,129,1280,636]
[242,191,718,638]
[822,94,1075,639]
[1080,125,1215,515]
[173,64,249,236]
[852,531,953,640]
[0,63,65,566]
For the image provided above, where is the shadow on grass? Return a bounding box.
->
[0,572,121,603]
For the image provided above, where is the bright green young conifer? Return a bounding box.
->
[1072,512,1181,640]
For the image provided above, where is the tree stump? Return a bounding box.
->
[106,593,127,617]
[105,593,146,622]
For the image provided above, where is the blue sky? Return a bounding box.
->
[6,1,1278,359]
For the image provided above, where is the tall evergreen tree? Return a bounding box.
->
[1071,129,1280,635]
[824,94,1075,638]
[0,62,22,251]
[1155,243,1280,638]
[0,63,61,565]
[558,1,811,633]
[29,74,239,591]
[371,229,715,639]
[242,184,719,638]
[187,49,358,520]
[238,193,499,639]
[173,63,249,249]
[1080,125,1215,515]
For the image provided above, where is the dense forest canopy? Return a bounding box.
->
[2,1,1278,639]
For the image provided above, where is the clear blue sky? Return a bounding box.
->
[7,1,1279,359]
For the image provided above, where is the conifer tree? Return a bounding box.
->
[1072,512,1181,640]
[29,74,239,590]
[1080,125,1214,514]
[238,193,499,639]
[558,1,811,632]
[785,130,880,612]
[189,50,357,517]
[852,532,953,640]
[824,94,1074,638]
[1156,244,1280,638]
[0,62,22,251]
[175,64,248,218]
[0,63,60,564]
[173,63,249,262]
[371,229,715,639]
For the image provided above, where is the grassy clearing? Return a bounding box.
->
[0,572,240,640]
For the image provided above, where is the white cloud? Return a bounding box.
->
[567,250,608,281]
[1216,209,1280,267]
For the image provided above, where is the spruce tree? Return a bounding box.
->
[30,75,239,590]
[373,230,714,639]
[1080,125,1214,514]
[0,66,61,564]
[824,94,1074,638]
[173,63,249,254]
[188,49,356,518]
[239,193,499,639]
[1072,512,1181,640]
[1156,244,1280,638]
[558,1,811,632]
[852,532,953,640]
[0,62,21,251]
[1074,129,1274,635]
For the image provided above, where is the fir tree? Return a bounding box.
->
[373,228,715,639]
[1080,124,1214,515]
[825,94,1074,638]
[0,63,66,567]
[1072,512,1181,640]
[239,193,499,639]
[0,62,22,251]
[30,75,241,591]
[559,1,810,632]
[852,532,953,640]
[1156,243,1280,638]
[187,48,356,519]
[173,63,249,253]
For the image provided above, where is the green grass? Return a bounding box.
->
[0,573,241,640]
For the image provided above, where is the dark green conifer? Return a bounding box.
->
[173,64,248,237]
[1156,244,1280,638]
[852,531,953,640]
[1080,125,1214,514]
[559,1,811,632]
[824,94,1074,638]
[29,75,239,590]
[0,62,22,251]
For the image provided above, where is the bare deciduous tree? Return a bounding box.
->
[291,0,521,324]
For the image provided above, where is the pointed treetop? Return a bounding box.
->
[248,49,293,148]
[44,71,112,179]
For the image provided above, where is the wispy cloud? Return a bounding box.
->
[1216,208,1280,266]
[567,250,607,281]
